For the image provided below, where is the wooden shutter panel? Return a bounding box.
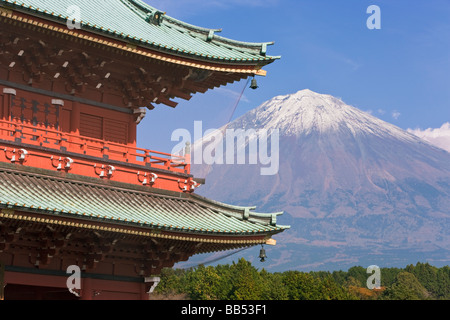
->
[104,118,128,144]
[80,113,103,140]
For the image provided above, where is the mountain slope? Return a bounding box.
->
[191,89,450,271]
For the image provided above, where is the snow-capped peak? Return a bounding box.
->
[232,89,419,143]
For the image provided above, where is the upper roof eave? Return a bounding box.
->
[0,0,281,65]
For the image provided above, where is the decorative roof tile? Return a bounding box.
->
[0,165,289,236]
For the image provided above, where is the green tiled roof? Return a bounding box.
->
[0,0,280,64]
[0,165,289,236]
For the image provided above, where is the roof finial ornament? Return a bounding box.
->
[145,11,165,26]
[207,30,215,42]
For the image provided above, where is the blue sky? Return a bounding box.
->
[138,0,450,153]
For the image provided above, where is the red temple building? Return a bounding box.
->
[0,0,288,300]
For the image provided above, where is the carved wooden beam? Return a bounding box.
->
[0,225,20,253]
[169,88,192,101]
[155,97,177,108]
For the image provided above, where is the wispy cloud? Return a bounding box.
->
[392,110,401,120]
[408,122,450,153]
[215,87,250,103]
[366,109,386,116]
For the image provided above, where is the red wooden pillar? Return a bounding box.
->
[2,88,16,121]
[0,93,4,120]
[140,282,150,301]
[0,261,5,301]
[81,277,93,300]
[1,88,16,140]
[0,92,5,135]
[70,101,80,135]
[129,113,137,147]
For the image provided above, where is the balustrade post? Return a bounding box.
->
[102,141,110,160]
[2,89,16,139]
[144,151,151,166]
[184,142,191,174]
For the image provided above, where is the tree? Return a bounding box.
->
[412,262,438,296]
[379,267,402,287]
[282,271,352,300]
[186,265,222,300]
[382,272,430,300]
[436,266,450,299]
[229,258,265,300]
[260,271,289,300]
[346,266,367,286]
[154,268,188,296]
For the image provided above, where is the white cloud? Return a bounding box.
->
[408,122,450,153]
[392,110,401,120]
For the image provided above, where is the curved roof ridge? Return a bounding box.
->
[126,0,279,57]
[189,192,257,212]
[127,0,218,34]
[189,193,289,225]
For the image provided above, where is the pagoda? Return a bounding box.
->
[0,0,288,300]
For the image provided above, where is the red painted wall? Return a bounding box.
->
[0,86,136,148]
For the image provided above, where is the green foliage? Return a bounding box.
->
[154,268,188,296]
[228,258,264,300]
[154,260,450,301]
[282,271,355,300]
[185,265,223,300]
[260,271,289,300]
[436,266,450,299]
[379,267,402,287]
[346,266,368,287]
[382,272,430,300]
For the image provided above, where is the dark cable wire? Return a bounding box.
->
[186,78,252,268]
[180,246,251,269]
[202,77,250,177]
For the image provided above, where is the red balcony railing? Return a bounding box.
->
[0,119,190,174]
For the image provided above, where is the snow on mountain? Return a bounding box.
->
[190,89,450,271]
[231,89,423,143]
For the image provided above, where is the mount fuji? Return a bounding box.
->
[189,89,450,271]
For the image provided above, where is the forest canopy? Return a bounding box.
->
[152,259,450,300]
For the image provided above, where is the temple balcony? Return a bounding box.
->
[0,118,195,193]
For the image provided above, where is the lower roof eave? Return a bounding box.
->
[0,207,288,245]
[0,163,290,244]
